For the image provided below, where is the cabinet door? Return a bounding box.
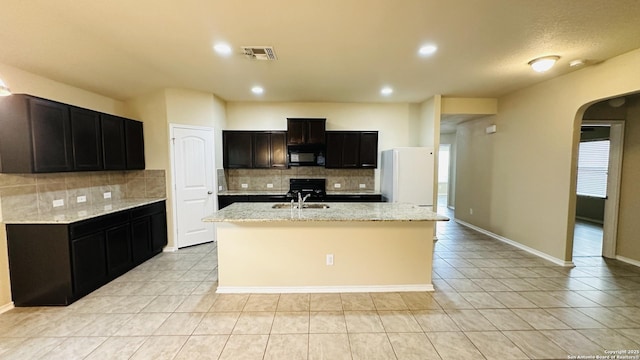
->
[131,217,152,264]
[29,98,73,172]
[150,211,168,254]
[359,132,378,168]
[341,132,361,168]
[125,119,145,170]
[101,115,127,170]
[70,107,103,171]
[223,131,253,168]
[71,232,107,297]
[306,119,326,144]
[105,223,132,278]
[270,132,287,168]
[253,133,271,168]
[286,119,305,145]
[324,132,344,168]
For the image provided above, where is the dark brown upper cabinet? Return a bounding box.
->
[325,131,378,168]
[223,131,287,169]
[101,114,127,170]
[70,107,103,171]
[124,119,145,170]
[0,95,73,173]
[287,118,326,145]
[0,94,145,173]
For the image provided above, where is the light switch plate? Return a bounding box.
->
[77,195,87,203]
[103,192,111,199]
[52,199,64,207]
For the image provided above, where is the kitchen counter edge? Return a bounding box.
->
[203,202,449,223]
[2,198,167,224]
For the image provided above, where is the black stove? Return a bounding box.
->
[286,178,326,200]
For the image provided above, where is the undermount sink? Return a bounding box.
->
[271,203,330,209]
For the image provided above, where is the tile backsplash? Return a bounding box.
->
[225,168,375,192]
[0,170,166,219]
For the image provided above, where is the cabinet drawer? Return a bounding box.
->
[70,211,129,239]
[130,202,165,219]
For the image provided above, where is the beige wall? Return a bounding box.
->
[127,88,227,250]
[0,61,132,309]
[0,63,129,117]
[455,48,640,263]
[618,96,640,261]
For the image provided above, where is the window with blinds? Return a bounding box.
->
[576,140,610,198]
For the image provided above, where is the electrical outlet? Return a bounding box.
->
[241,183,249,189]
[469,208,473,215]
[103,192,112,199]
[267,183,274,188]
[334,183,341,189]
[359,184,366,189]
[77,195,87,203]
[326,254,334,266]
[52,199,64,208]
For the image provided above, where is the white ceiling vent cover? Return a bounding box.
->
[241,46,277,60]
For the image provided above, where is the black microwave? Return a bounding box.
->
[288,145,325,166]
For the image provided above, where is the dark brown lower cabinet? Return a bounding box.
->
[6,201,167,306]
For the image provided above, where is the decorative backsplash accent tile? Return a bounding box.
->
[225,168,374,192]
[0,170,166,220]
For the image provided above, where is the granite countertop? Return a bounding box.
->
[2,198,166,224]
[203,202,449,222]
[218,190,382,196]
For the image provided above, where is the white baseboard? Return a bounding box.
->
[616,255,640,267]
[454,219,575,267]
[163,246,178,252]
[0,302,15,314]
[216,284,434,294]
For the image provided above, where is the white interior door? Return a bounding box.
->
[171,125,216,248]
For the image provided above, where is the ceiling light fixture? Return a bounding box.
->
[418,44,438,56]
[0,78,11,96]
[380,87,393,96]
[528,55,560,73]
[251,86,264,95]
[213,43,232,56]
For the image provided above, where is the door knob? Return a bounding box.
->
[207,191,213,195]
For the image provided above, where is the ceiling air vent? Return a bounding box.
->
[241,46,277,61]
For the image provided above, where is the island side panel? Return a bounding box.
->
[216,221,434,292]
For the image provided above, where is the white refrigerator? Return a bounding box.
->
[380,147,435,206]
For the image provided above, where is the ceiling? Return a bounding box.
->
[1,0,640,104]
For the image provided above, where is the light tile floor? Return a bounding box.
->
[573,219,604,257]
[1,212,640,359]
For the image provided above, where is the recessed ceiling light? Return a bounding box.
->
[418,44,438,56]
[528,55,560,72]
[380,87,393,96]
[214,43,232,56]
[251,86,264,95]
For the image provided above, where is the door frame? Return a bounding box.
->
[579,120,625,259]
[169,124,217,249]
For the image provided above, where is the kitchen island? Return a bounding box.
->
[203,202,448,293]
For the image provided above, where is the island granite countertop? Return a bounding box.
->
[2,198,166,224]
[203,202,449,222]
